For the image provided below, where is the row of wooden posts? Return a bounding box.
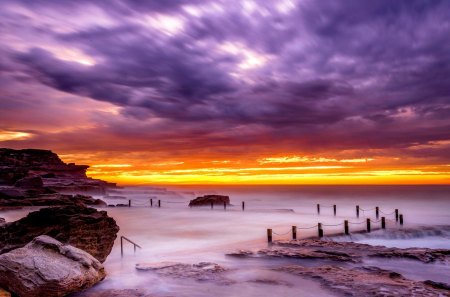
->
[205,201,245,210]
[127,199,246,210]
[267,214,404,243]
[316,204,400,220]
[127,200,399,222]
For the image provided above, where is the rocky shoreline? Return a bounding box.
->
[226,238,450,296]
[0,148,116,209]
[0,206,119,296]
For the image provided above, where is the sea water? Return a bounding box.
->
[1,185,449,296]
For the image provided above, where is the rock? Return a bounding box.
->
[136,261,231,283]
[0,235,105,297]
[14,175,43,189]
[0,148,116,194]
[0,218,5,225]
[188,194,230,207]
[0,205,119,262]
[0,186,24,198]
[0,288,11,297]
[229,239,450,264]
[276,265,449,296]
[0,192,106,208]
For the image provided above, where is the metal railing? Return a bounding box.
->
[120,235,142,257]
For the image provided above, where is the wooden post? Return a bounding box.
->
[366,218,371,233]
[267,229,272,243]
[292,226,297,240]
[224,202,226,210]
[211,201,214,209]
[128,200,131,207]
[333,204,337,216]
[150,199,153,207]
[120,236,123,257]
[381,217,386,229]
[318,223,323,238]
[395,209,399,222]
[375,206,379,219]
[356,205,360,218]
[242,201,245,211]
[344,220,349,235]
[399,214,403,225]
[317,204,320,214]
[158,200,161,208]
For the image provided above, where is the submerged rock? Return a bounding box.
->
[188,194,230,207]
[228,239,450,264]
[0,235,105,297]
[276,265,449,296]
[136,261,231,283]
[0,192,106,208]
[0,205,119,262]
[72,289,150,297]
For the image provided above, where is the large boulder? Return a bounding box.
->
[14,175,43,189]
[0,235,105,297]
[0,205,119,262]
[188,195,230,207]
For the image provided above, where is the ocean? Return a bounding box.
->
[2,185,449,296]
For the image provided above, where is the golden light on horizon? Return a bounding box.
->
[0,131,32,141]
[82,156,450,186]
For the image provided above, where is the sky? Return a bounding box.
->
[0,0,449,185]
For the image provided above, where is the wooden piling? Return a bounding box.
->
[267,229,272,243]
[333,204,337,216]
[158,200,161,208]
[366,218,371,233]
[375,206,379,219]
[211,201,214,209]
[242,201,245,211]
[292,226,297,240]
[317,204,320,214]
[399,214,403,225]
[318,223,323,238]
[395,209,399,222]
[120,236,123,256]
[128,200,131,207]
[344,220,349,235]
[381,217,386,229]
[150,198,153,207]
[356,205,360,218]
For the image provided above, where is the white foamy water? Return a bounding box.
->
[1,185,449,296]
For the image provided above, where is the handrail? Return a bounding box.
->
[120,235,142,257]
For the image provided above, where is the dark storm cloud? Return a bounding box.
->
[1,0,450,158]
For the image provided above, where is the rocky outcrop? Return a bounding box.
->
[0,235,105,297]
[0,148,116,195]
[276,265,449,296]
[14,175,43,189]
[188,194,230,207]
[0,193,106,207]
[0,205,119,262]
